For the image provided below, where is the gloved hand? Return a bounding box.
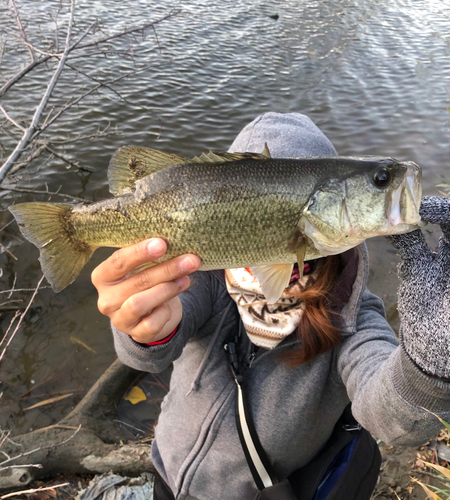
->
[389,196,450,379]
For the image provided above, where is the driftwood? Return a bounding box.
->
[0,359,153,491]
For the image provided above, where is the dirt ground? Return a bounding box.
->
[3,441,447,500]
[374,439,449,500]
[375,443,428,499]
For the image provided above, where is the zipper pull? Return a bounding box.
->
[246,351,256,368]
[342,423,361,432]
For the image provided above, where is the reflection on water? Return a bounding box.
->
[0,0,449,436]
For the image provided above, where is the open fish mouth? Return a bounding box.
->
[386,161,422,232]
[300,160,422,256]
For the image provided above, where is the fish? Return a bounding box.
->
[9,144,422,303]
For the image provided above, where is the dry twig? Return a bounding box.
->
[1,186,89,202]
[0,482,69,499]
[0,275,45,364]
[0,425,81,467]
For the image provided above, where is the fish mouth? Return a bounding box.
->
[386,161,422,234]
[299,160,422,257]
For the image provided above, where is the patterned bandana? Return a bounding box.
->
[225,264,319,349]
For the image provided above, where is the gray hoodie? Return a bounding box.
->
[113,243,450,500]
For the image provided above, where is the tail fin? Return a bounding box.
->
[9,203,95,292]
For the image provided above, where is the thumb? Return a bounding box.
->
[420,196,450,225]
[420,196,450,246]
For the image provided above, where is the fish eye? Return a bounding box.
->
[373,167,392,188]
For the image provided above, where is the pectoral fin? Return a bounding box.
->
[249,263,294,304]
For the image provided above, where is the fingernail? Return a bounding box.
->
[176,276,190,288]
[179,256,198,273]
[147,239,164,255]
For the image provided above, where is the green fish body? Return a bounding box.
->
[9,146,422,302]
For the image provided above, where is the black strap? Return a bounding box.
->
[153,469,176,500]
[225,333,280,490]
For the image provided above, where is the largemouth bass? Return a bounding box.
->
[9,145,421,302]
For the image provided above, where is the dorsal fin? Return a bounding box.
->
[108,146,188,195]
[261,142,271,158]
[189,150,271,164]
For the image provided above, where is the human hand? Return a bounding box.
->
[389,196,450,378]
[91,238,201,344]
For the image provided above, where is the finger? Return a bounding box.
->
[128,303,173,344]
[92,238,167,286]
[114,253,200,300]
[116,276,190,331]
[96,253,200,316]
[388,229,432,262]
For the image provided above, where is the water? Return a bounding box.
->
[0,0,449,436]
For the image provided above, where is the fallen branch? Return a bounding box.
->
[411,469,450,482]
[0,482,69,499]
[0,464,43,473]
[0,425,82,468]
[0,360,152,491]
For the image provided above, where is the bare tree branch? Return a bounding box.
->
[22,41,60,58]
[65,61,129,103]
[73,11,179,52]
[0,56,51,98]
[69,20,97,51]
[42,144,81,170]
[1,186,90,202]
[0,0,76,183]
[29,65,149,143]
[0,105,25,132]
[0,9,179,99]
[7,143,47,174]
[8,0,35,63]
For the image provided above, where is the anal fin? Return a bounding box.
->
[249,263,294,304]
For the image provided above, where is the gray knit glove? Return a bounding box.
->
[389,196,450,379]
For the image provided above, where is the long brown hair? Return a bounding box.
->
[283,254,343,366]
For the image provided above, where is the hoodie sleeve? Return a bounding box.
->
[112,270,215,373]
[337,288,450,446]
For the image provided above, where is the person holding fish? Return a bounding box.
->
[10,113,450,500]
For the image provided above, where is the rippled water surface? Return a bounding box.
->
[0,0,449,435]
